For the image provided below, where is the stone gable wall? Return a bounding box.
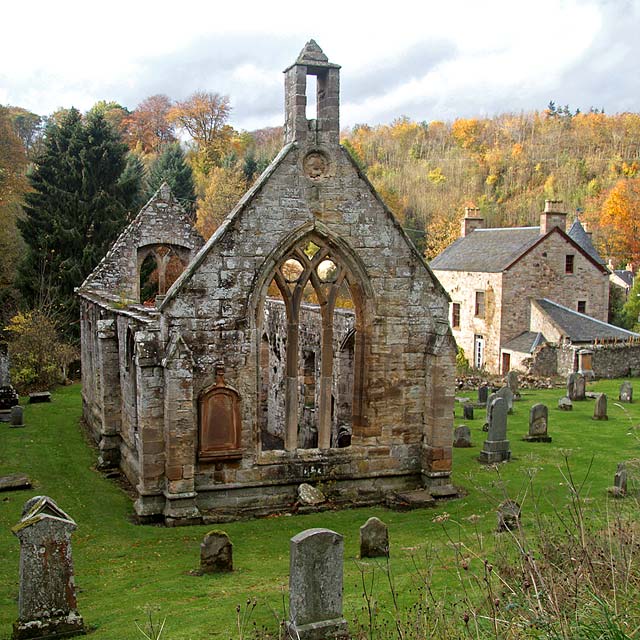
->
[431,270,503,372]
[502,233,609,348]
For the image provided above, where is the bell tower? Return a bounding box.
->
[284,40,341,147]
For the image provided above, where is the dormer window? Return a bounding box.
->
[565,254,575,274]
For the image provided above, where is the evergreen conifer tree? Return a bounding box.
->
[146,143,195,212]
[18,108,142,338]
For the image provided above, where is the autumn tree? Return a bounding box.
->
[123,94,176,154]
[146,143,196,212]
[7,106,43,158]
[168,91,233,171]
[196,166,246,239]
[17,108,143,338]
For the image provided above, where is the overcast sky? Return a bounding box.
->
[2,0,639,131]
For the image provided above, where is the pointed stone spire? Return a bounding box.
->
[297,39,329,65]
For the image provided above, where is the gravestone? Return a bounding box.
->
[200,530,233,573]
[287,528,348,640]
[567,373,586,401]
[10,405,24,428]
[0,342,9,386]
[610,462,627,498]
[496,386,514,414]
[28,392,51,404]
[619,382,633,403]
[593,393,608,420]
[0,474,31,492]
[462,403,474,420]
[478,384,489,404]
[453,425,472,448]
[298,483,325,506]
[479,397,511,463]
[359,517,389,558]
[505,370,520,399]
[12,496,84,639]
[523,404,551,442]
[497,500,521,532]
[558,397,573,411]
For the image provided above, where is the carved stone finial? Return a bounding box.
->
[297,39,328,65]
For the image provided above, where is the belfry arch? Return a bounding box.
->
[256,232,369,452]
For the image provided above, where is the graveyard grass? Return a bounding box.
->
[1,380,640,639]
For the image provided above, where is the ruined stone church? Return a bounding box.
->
[78,41,456,524]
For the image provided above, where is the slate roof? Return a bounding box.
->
[613,270,634,288]
[502,331,547,354]
[430,227,541,272]
[534,298,640,342]
[567,218,606,265]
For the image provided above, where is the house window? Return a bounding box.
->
[452,303,461,329]
[475,291,485,318]
[577,300,586,314]
[565,254,575,274]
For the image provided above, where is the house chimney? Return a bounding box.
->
[626,262,635,274]
[540,200,567,235]
[461,207,484,237]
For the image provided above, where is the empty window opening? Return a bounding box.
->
[306,74,318,120]
[577,300,587,314]
[258,237,362,452]
[140,254,159,305]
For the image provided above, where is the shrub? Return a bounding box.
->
[4,309,77,392]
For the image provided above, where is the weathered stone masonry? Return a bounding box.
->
[78,41,456,524]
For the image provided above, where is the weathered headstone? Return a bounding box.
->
[609,462,627,498]
[478,384,489,404]
[485,391,497,414]
[12,496,84,639]
[619,382,633,403]
[0,342,9,387]
[593,393,608,420]
[287,528,348,640]
[462,403,474,420]
[497,500,521,532]
[0,474,31,492]
[10,405,24,428]
[558,397,573,411]
[453,425,472,448]
[200,530,233,573]
[505,370,520,399]
[496,386,514,414]
[479,397,511,463]
[567,373,586,401]
[359,517,389,558]
[298,483,325,506]
[523,404,551,442]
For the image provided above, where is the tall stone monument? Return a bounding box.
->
[287,528,348,639]
[12,496,84,639]
[479,397,511,463]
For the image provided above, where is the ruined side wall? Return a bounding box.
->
[80,300,102,442]
[432,270,503,372]
[503,233,609,346]
[160,144,455,508]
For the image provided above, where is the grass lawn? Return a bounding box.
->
[1,379,639,639]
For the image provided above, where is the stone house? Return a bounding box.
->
[430,200,636,375]
[77,41,456,525]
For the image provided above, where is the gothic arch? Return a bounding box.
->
[254,227,371,452]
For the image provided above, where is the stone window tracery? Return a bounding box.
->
[259,237,364,452]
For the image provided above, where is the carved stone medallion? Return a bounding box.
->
[303,152,328,180]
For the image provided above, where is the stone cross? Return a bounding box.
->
[619,382,633,403]
[462,403,474,420]
[505,370,520,398]
[453,425,472,448]
[593,393,608,420]
[287,528,348,640]
[524,403,551,442]
[200,530,233,573]
[12,496,84,639]
[496,386,514,414]
[479,397,511,463]
[359,517,389,558]
[478,384,489,404]
[497,500,521,532]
